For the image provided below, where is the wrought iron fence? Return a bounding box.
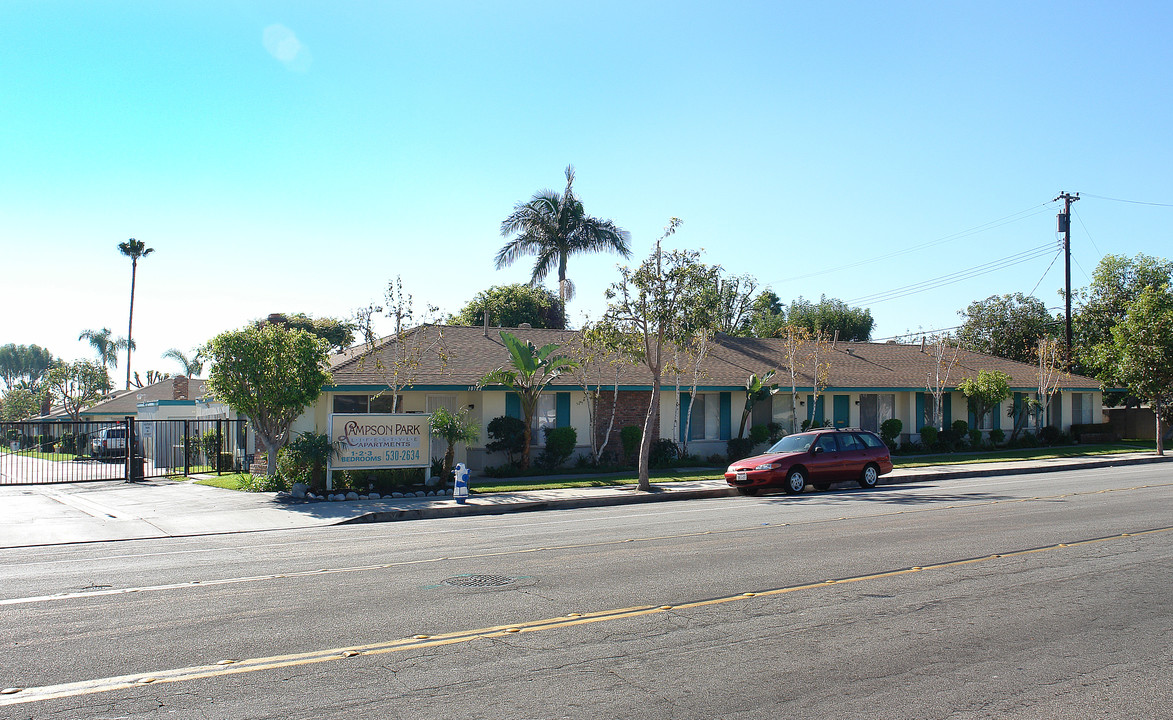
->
[0,418,250,485]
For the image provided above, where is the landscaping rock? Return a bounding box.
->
[346,492,359,500]
[369,493,380,500]
[414,491,426,497]
[391,492,404,498]
[358,495,368,500]
[291,483,308,499]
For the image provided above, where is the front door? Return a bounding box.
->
[833,395,850,428]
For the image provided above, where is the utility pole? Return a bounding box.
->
[1055,191,1080,368]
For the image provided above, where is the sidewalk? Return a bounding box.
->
[2,452,1168,549]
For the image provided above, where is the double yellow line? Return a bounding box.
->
[4,525,1170,707]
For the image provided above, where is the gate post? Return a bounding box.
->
[125,416,135,483]
[215,419,223,475]
[183,420,190,476]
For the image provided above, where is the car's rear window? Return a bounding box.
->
[839,433,864,451]
[858,432,884,448]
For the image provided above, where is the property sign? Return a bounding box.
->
[328,413,429,470]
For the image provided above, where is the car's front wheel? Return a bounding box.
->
[858,463,879,489]
[784,468,806,495]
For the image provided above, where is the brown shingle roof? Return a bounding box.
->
[327,325,1101,391]
[81,377,208,416]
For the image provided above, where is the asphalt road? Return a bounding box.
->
[2,464,1170,719]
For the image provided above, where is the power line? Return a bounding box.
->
[848,243,1055,305]
[1071,207,1104,260]
[1028,247,1064,297]
[767,202,1056,285]
[872,307,1066,343]
[1081,193,1173,207]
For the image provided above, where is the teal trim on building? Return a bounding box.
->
[915,393,925,430]
[719,392,732,441]
[806,395,825,424]
[505,393,520,419]
[679,394,692,443]
[833,395,849,428]
[555,392,570,428]
[993,400,1002,430]
[943,393,952,426]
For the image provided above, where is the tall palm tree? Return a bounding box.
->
[162,347,205,377]
[496,165,631,306]
[119,238,154,389]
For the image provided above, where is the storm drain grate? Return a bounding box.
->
[441,574,517,588]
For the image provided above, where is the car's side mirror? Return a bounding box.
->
[812,446,824,454]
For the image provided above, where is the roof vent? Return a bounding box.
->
[518,323,532,329]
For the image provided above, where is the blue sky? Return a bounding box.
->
[3,2,1171,378]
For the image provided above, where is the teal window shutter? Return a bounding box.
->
[679,394,691,443]
[968,399,976,428]
[915,393,925,430]
[943,393,952,426]
[993,398,1002,430]
[719,392,731,441]
[1013,392,1022,428]
[556,392,570,428]
[505,393,520,419]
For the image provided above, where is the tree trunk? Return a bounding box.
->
[266,441,279,476]
[1156,401,1164,456]
[521,421,532,470]
[126,259,136,390]
[444,442,455,475]
[638,383,659,491]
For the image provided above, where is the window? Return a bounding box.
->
[859,394,896,432]
[1071,393,1093,425]
[858,432,884,449]
[687,394,706,441]
[814,434,839,453]
[840,433,864,451]
[333,395,368,413]
[532,394,556,442]
[370,394,400,413]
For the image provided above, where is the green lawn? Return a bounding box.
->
[0,447,88,462]
[190,442,1157,496]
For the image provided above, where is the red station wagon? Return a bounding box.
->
[725,428,893,496]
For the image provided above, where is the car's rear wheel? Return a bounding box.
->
[736,487,758,496]
[858,463,879,489]
[784,468,806,495]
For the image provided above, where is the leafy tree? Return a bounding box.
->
[1095,285,1173,455]
[78,328,131,373]
[1,387,44,421]
[162,347,205,377]
[45,360,110,421]
[132,370,171,388]
[599,218,713,490]
[786,295,874,341]
[957,370,1012,432]
[712,272,758,335]
[206,323,332,475]
[496,165,631,305]
[118,238,154,389]
[0,344,54,392]
[956,292,1054,364]
[428,406,480,476]
[447,284,565,329]
[1074,253,1173,392]
[740,290,787,338]
[477,331,577,470]
[566,322,626,464]
[282,313,355,353]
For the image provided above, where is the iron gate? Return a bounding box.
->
[0,418,250,485]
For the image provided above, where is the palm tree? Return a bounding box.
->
[496,165,631,306]
[162,347,205,377]
[78,328,131,370]
[428,406,480,477]
[478,331,578,470]
[119,238,154,389]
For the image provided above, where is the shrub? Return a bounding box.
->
[333,467,425,492]
[278,432,334,489]
[486,416,526,465]
[919,426,939,447]
[748,424,770,445]
[968,428,983,447]
[1016,432,1039,448]
[880,418,903,446]
[937,428,959,452]
[201,429,224,462]
[649,438,679,468]
[767,422,785,444]
[1039,425,1062,446]
[239,473,290,493]
[707,453,727,466]
[726,437,755,462]
[538,426,577,469]
[59,432,76,454]
[952,420,969,437]
[989,428,1005,446]
[620,425,642,464]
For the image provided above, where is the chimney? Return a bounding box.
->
[173,375,189,401]
[266,313,288,326]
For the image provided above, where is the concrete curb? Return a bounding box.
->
[340,453,1171,526]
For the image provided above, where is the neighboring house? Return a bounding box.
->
[292,325,1104,472]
